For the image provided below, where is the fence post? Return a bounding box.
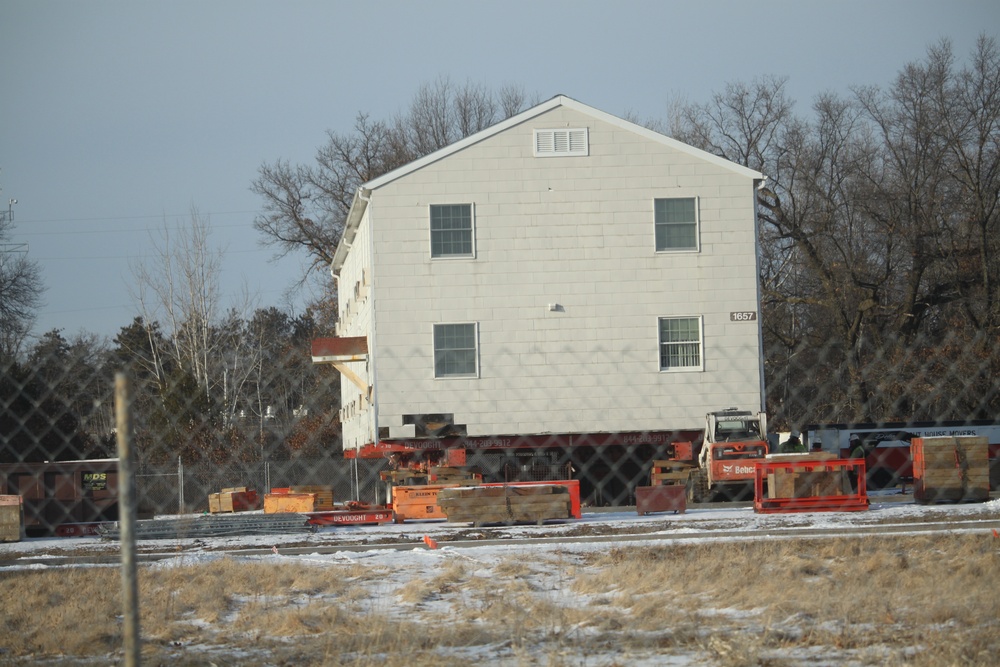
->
[115,373,141,667]
[177,456,184,515]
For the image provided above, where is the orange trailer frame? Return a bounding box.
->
[391,479,582,523]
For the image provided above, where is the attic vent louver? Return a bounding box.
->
[534,128,588,157]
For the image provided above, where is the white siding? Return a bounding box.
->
[336,207,375,451]
[355,105,762,441]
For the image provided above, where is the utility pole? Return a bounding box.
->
[1,203,26,254]
[1,169,25,254]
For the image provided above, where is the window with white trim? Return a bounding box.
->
[533,128,589,157]
[434,323,478,377]
[654,197,699,251]
[430,204,475,258]
[658,316,703,370]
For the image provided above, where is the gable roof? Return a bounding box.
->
[368,94,763,188]
[331,95,764,275]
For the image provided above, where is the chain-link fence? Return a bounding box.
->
[2,328,998,539]
[134,457,394,515]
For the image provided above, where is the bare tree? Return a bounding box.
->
[130,207,259,399]
[674,75,796,173]
[131,207,223,393]
[0,209,44,360]
[251,79,532,283]
[673,37,1000,425]
[251,113,403,280]
[113,316,169,395]
[932,35,1000,330]
[127,208,270,462]
[498,82,532,119]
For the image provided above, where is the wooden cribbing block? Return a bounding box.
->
[437,485,572,525]
[264,493,316,514]
[1,495,24,542]
[290,486,334,509]
[913,436,990,503]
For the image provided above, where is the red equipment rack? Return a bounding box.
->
[754,458,869,513]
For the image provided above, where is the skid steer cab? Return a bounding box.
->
[689,409,769,502]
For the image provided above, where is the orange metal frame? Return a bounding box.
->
[391,479,582,523]
[754,458,869,513]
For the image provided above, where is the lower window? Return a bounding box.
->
[659,317,702,370]
[434,323,478,377]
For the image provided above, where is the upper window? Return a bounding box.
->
[658,317,703,371]
[655,197,699,251]
[434,323,478,378]
[430,204,475,258]
[533,128,589,157]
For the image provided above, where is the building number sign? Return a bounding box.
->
[730,311,758,322]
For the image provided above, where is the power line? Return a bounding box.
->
[33,247,274,261]
[19,221,258,237]
[15,209,263,225]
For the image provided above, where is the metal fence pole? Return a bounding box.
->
[115,373,141,667]
[177,456,184,515]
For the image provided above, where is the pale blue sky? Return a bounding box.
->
[1,0,997,341]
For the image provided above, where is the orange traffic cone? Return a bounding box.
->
[992,529,999,539]
[423,535,439,549]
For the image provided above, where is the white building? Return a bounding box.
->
[313,95,765,456]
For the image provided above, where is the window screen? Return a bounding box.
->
[658,317,702,370]
[434,323,478,377]
[430,204,474,258]
[655,198,698,251]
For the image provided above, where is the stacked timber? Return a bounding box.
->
[437,484,572,526]
[1,495,24,542]
[290,485,335,510]
[427,467,482,485]
[208,487,259,514]
[649,460,691,486]
[264,493,316,514]
[754,455,869,513]
[764,452,843,499]
[913,436,990,503]
[263,485,335,514]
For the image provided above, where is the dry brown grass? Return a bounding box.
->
[574,534,1000,665]
[0,534,997,665]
